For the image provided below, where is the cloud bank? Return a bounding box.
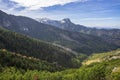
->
[9,0,87,10]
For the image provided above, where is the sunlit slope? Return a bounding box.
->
[83,49,120,65]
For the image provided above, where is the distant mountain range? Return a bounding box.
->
[37,18,87,31]
[0,10,119,54]
[37,18,120,47]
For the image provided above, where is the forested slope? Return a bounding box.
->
[0,49,120,80]
[0,49,64,72]
[0,27,83,68]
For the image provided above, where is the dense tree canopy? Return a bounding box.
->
[0,27,85,68]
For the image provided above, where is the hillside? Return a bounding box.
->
[83,49,120,65]
[0,27,83,68]
[0,49,63,72]
[0,49,120,80]
[0,10,118,54]
[0,28,119,79]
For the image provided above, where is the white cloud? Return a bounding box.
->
[9,0,87,10]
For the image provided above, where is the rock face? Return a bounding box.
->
[37,18,86,31]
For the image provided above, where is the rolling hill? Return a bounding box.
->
[83,49,120,65]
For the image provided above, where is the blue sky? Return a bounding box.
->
[0,0,120,28]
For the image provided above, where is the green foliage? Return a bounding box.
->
[0,49,64,72]
[83,49,120,65]
[0,27,82,68]
[0,58,120,80]
[111,71,120,80]
[0,49,120,80]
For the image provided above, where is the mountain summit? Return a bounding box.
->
[62,18,71,23]
[37,18,85,30]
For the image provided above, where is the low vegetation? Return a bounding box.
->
[83,49,120,65]
[0,52,120,80]
[0,48,120,80]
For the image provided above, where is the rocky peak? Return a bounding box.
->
[62,18,71,23]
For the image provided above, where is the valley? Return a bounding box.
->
[0,9,120,80]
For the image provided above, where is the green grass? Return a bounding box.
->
[83,49,120,65]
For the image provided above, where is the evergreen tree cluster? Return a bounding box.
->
[0,27,84,68]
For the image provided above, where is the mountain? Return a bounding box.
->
[0,10,118,54]
[37,18,120,47]
[37,18,86,30]
[0,49,64,72]
[0,27,83,68]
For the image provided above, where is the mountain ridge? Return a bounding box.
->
[37,17,120,47]
[0,10,118,54]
